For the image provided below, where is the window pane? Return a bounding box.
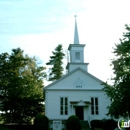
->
[91,106,94,115]
[60,111,63,115]
[91,110,94,115]
[65,98,68,105]
[96,106,98,111]
[91,98,94,105]
[91,106,94,111]
[60,97,68,115]
[60,106,63,110]
[96,111,98,115]
[65,111,68,115]
[65,98,68,115]
[60,98,63,115]
[75,52,80,60]
[60,98,63,105]
[95,98,98,105]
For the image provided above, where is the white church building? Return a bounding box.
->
[44,17,111,123]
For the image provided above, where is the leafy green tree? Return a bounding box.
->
[103,24,130,118]
[0,48,46,123]
[46,44,65,81]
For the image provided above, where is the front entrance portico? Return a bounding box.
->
[70,100,91,120]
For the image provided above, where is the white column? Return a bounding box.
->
[71,105,73,115]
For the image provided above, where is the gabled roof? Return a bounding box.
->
[44,67,104,90]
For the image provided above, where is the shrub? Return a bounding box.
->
[66,115,81,130]
[0,125,11,130]
[34,113,49,130]
[101,118,107,129]
[90,120,104,130]
[105,119,117,130]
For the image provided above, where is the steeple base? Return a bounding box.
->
[66,62,89,73]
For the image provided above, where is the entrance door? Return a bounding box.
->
[75,107,84,120]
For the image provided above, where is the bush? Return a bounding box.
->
[90,120,104,130]
[105,119,117,130]
[66,115,81,130]
[34,113,49,130]
[101,118,107,129]
[0,125,11,130]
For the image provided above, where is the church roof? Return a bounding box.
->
[68,44,85,51]
[44,67,104,90]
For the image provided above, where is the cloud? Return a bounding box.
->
[0,0,64,34]
[0,0,90,34]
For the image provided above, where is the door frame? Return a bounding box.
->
[75,106,84,120]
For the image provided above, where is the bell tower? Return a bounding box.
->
[66,16,89,72]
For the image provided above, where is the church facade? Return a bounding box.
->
[44,17,111,122]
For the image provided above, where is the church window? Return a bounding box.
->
[60,97,68,115]
[75,52,80,60]
[91,97,99,115]
[91,98,94,115]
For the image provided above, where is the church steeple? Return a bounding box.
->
[66,16,89,73]
[74,15,79,44]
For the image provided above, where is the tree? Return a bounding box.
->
[103,24,130,118]
[46,44,65,81]
[0,48,46,123]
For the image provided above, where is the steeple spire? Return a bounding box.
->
[66,16,89,72]
[74,15,79,44]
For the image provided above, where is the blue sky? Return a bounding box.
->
[0,0,130,85]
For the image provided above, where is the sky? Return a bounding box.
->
[0,0,130,86]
